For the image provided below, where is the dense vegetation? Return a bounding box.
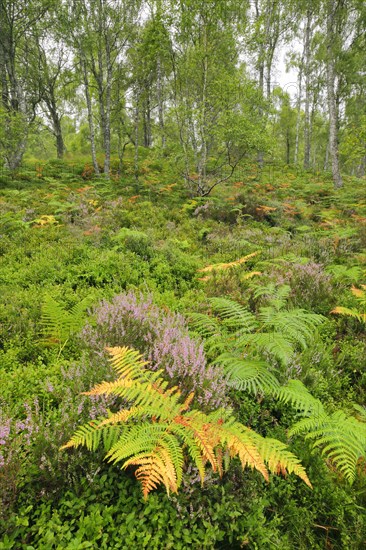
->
[1,0,366,548]
[0,155,365,548]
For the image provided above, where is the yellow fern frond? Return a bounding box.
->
[99,407,142,426]
[351,285,366,298]
[82,378,134,396]
[106,346,149,377]
[223,427,269,481]
[62,346,311,498]
[241,271,262,280]
[198,251,260,273]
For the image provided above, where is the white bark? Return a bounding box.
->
[326,0,343,188]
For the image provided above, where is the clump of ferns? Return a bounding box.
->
[189,284,325,376]
[188,288,366,484]
[277,382,366,485]
[40,294,94,357]
[61,346,312,498]
[331,284,366,327]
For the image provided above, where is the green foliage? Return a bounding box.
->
[331,285,366,324]
[273,380,366,485]
[214,353,280,394]
[1,161,366,547]
[62,346,311,498]
[41,295,93,351]
[190,288,325,366]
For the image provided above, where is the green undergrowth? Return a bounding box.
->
[0,160,365,548]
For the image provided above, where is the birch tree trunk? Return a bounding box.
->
[294,51,304,165]
[326,0,343,188]
[81,57,100,175]
[157,55,165,149]
[134,85,140,184]
[104,36,112,178]
[303,9,312,170]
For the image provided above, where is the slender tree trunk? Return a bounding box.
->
[326,1,343,188]
[55,123,64,159]
[134,85,140,183]
[257,64,265,168]
[81,57,100,175]
[294,55,303,165]
[156,55,165,149]
[46,101,65,159]
[324,140,329,171]
[198,22,208,195]
[357,154,365,178]
[303,9,312,169]
[286,130,290,165]
[104,46,112,178]
[265,55,274,99]
[142,90,152,148]
[254,0,264,168]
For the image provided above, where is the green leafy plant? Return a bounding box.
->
[41,295,93,354]
[331,285,366,324]
[190,286,325,370]
[61,346,311,498]
[277,381,366,484]
[326,264,364,284]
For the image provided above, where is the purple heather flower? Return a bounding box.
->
[80,291,227,410]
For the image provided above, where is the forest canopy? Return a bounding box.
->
[0,0,365,191]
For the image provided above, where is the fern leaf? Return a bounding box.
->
[254,435,312,488]
[219,422,269,481]
[304,411,366,484]
[41,294,91,347]
[210,297,258,331]
[237,332,295,365]
[252,284,291,310]
[188,312,222,339]
[62,346,311,497]
[276,380,324,415]
[106,346,149,378]
[214,353,280,394]
[60,420,102,451]
[169,423,207,483]
[331,307,366,323]
[198,252,259,273]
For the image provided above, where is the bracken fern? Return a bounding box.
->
[331,284,366,324]
[61,346,311,498]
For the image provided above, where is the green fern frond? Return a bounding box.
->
[214,353,280,394]
[252,284,291,310]
[325,265,364,283]
[353,404,366,422]
[209,297,258,331]
[237,332,295,365]
[189,312,222,339]
[276,380,324,415]
[286,386,366,484]
[60,422,122,453]
[62,346,310,498]
[258,310,325,348]
[296,411,366,484]
[41,294,92,348]
[199,289,325,367]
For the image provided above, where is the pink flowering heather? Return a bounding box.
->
[0,419,11,468]
[80,291,226,409]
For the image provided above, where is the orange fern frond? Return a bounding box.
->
[62,346,311,498]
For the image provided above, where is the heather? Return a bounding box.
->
[0,161,365,549]
[80,291,227,409]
